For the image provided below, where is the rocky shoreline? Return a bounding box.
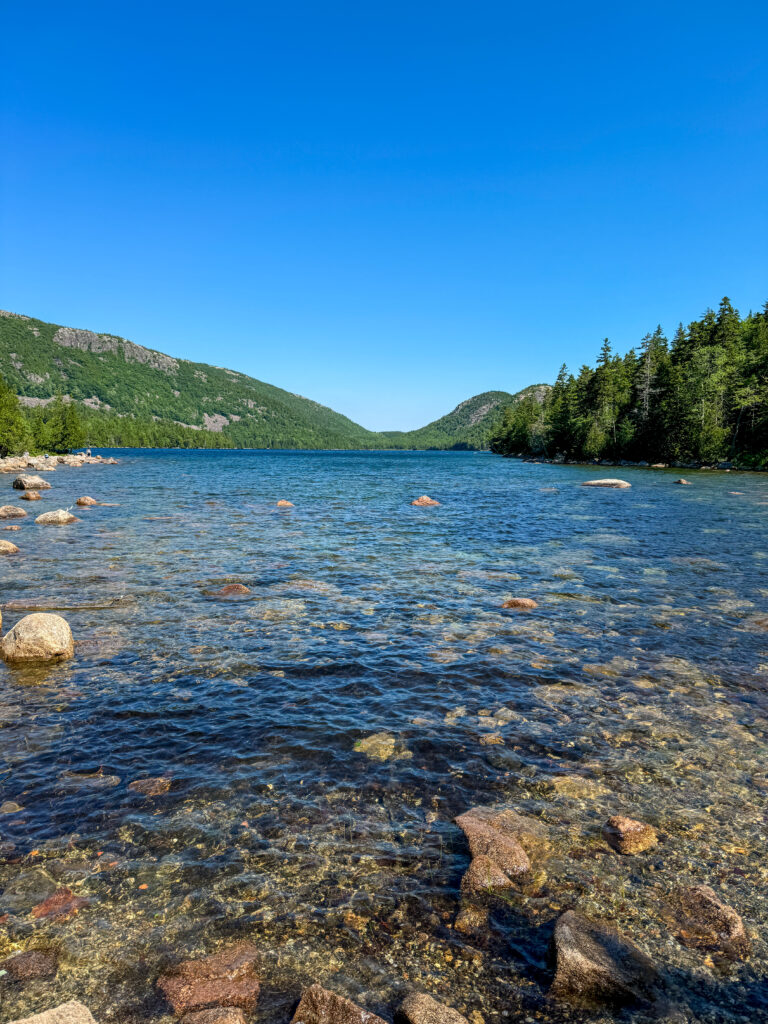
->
[0,453,119,474]
[511,453,757,472]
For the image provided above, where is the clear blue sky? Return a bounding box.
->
[2,2,766,431]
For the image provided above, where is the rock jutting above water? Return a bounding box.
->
[8,1002,96,1024]
[675,478,692,485]
[35,509,79,525]
[501,597,538,610]
[667,884,749,957]
[550,910,661,1009]
[602,815,658,855]
[290,984,388,1024]
[75,496,100,506]
[20,490,42,500]
[397,991,470,1024]
[276,499,294,507]
[581,479,631,488]
[12,475,51,490]
[455,806,532,895]
[0,504,27,518]
[1,613,74,664]
[411,495,440,506]
[0,539,19,554]
[212,583,251,597]
[157,943,261,1016]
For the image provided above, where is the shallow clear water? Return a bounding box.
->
[1,450,768,1024]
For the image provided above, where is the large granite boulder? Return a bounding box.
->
[0,539,19,555]
[157,943,260,1016]
[550,910,660,1009]
[290,985,387,1024]
[0,505,26,518]
[8,1003,95,1024]
[35,509,79,525]
[1,613,74,664]
[13,475,51,490]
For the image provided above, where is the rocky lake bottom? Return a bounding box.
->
[1,449,767,1024]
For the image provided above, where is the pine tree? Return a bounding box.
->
[0,373,29,457]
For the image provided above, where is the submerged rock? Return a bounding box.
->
[674,479,692,485]
[667,884,749,957]
[20,491,42,501]
[8,1002,96,1024]
[212,584,251,597]
[411,495,440,506]
[157,943,260,1016]
[13,475,51,490]
[0,539,19,554]
[501,597,538,610]
[455,806,533,877]
[460,854,514,895]
[0,505,26,519]
[290,984,387,1024]
[550,910,660,1009]
[35,509,79,525]
[182,1011,246,1024]
[75,496,99,506]
[453,903,490,937]
[276,499,294,507]
[397,992,469,1024]
[0,800,24,814]
[31,886,89,920]
[1,614,74,664]
[603,815,658,855]
[353,731,410,761]
[0,948,59,981]
[128,777,171,796]
[3,524,21,530]
[581,479,631,488]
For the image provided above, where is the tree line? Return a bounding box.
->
[489,297,768,467]
[0,385,86,457]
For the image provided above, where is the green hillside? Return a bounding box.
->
[382,387,550,449]
[0,310,547,450]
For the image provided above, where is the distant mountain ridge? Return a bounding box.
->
[0,310,548,450]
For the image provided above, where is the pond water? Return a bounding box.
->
[1,450,767,1024]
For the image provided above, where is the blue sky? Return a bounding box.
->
[2,2,766,431]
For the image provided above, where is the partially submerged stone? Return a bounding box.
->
[581,479,631,489]
[75,496,99,506]
[157,943,260,1016]
[455,806,532,879]
[20,491,42,500]
[668,884,749,957]
[674,479,692,485]
[182,1011,246,1024]
[603,815,658,855]
[13,475,51,490]
[460,854,514,895]
[411,495,440,506]
[128,777,171,796]
[213,584,251,597]
[0,948,59,981]
[290,984,388,1024]
[354,732,398,761]
[1,614,74,664]
[397,991,470,1024]
[8,1002,96,1024]
[35,509,79,525]
[0,505,26,519]
[550,910,660,1009]
[501,597,538,610]
[0,539,19,554]
[276,499,294,507]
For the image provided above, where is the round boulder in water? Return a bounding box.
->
[1,613,74,664]
[35,509,80,525]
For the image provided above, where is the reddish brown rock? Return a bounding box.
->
[501,597,538,610]
[550,910,660,1008]
[411,495,440,507]
[75,497,99,506]
[31,887,89,921]
[128,777,171,796]
[455,806,531,879]
[603,816,658,855]
[20,491,42,501]
[397,992,470,1024]
[213,584,251,597]
[460,854,514,895]
[453,903,489,937]
[1,949,59,981]
[290,985,387,1024]
[157,943,260,1016]
[668,885,749,957]
[181,1011,246,1024]
[276,499,294,507]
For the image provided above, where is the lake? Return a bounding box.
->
[1,449,767,1023]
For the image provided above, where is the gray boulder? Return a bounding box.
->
[12,475,51,490]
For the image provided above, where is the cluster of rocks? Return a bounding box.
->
[0,453,118,474]
[518,454,740,471]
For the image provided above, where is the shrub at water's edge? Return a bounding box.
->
[489,297,768,468]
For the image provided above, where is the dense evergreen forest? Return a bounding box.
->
[490,298,768,468]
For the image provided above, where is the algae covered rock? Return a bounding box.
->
[603,815,658,855]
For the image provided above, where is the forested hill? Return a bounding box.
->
[0,310,544,451]
[489,297,768,468]
[382,387,549,449]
